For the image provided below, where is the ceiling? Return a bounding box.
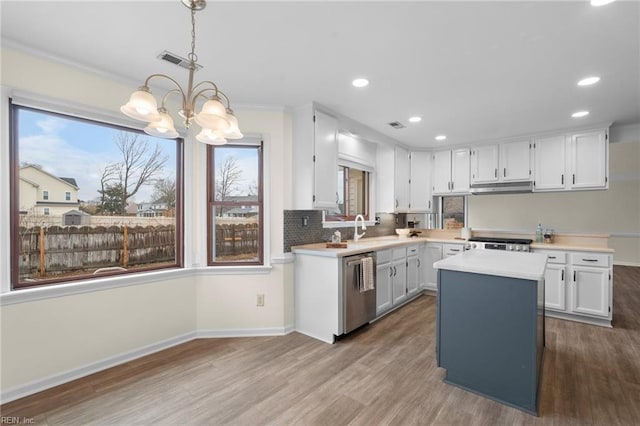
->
[1,1,639,148]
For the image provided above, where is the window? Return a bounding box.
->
[10,102,183,289]
[441,196,466,229]
[208,140,263,265]
[325,165,370,221]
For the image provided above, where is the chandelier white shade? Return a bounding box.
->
[120,0,242,144]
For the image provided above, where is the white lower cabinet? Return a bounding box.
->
[376,249,393,315]
[406,245,422,298]
[376,245,423,316]
[424,243,443,291]
[534,249,612,326]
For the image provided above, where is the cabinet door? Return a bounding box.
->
[451,148,470,193]
[544,264,566,311]
[471,145,499,184]
[376,263,393,315]
[501,139,531,182]
[570,130,608,190]
[394,146,411,211]
[571,266,609,317]
[443,243,463,257]
[432,150,452,195]
[313,111,338,209]
[410,151,432,211]
[407,256,420,297]
[534,135,566,191]
[424,244,443,291]
[392,259,407,306]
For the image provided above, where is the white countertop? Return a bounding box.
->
[433,250,547,281]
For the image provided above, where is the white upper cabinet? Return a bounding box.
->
[534,128,608,192]
[451,148,471,194]
[432,150,452,195]
[471,140,531,185]
[571,130,608,189]
[292,105,338,210]
[394,146,411,211]
[432,148,470,195]
[500,139,531,182]
[409,151,433,212]
[534,135,566,191]
[312,111,339,209]
[470,145,499,184]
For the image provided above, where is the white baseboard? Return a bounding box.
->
[1,325,296,404]
[0,331,197,404]
[197,325,295,338]
[613,261,640,267]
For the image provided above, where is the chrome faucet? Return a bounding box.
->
[354,214,367,242]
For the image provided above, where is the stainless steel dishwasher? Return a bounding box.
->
[342,252,377,334]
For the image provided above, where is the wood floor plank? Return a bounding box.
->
[1,265,639,425]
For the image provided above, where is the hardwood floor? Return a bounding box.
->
[2,265,639,425]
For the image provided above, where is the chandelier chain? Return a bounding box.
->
[189,3,197,63]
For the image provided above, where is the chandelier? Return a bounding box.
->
[120,0,242,145]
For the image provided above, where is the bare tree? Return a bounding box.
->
[97,132,168,215]
[97,163,119,214]
[151,178,176,208]
[215,156,243,217]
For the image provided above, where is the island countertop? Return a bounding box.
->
[434,250,547,281]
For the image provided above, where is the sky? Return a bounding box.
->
[18,108,178,204]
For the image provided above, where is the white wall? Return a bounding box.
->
[0,47,294,399]
[468,133,640,265]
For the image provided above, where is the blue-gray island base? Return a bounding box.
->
[436,268,545,415]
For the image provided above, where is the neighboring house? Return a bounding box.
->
[136,202,169,217]
[19,165,80,217]
[221,195,259,217]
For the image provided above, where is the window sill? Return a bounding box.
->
[0,263,277,306]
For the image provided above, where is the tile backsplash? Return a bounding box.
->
[283,211,405,252]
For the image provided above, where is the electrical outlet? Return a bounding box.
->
[302,216,309,227]
[256,294,265,307]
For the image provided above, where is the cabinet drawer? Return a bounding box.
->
[570,253,610,268]
[393,248,407,260]
[535,250,567,264]
[443,243,463,257]
[407,245,420,256]
[377,249,392,264]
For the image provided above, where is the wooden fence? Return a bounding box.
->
[214,223,259,259]
[18,225,175,280]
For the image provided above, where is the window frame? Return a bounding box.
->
[9,101,185,290]
[206,141,264,266]
[42,190,49,200]
[65,191,71,201]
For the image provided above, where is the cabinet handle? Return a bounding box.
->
[503,168,506,178]
[390,268,393,277]
[336,192,339,203]
[393,266,397,277]
[582,258,599,262]
[417,259,421,268]
[494,168,498,178]
[561,174,564,185]
[573,271,576,282]
[428,200,431,209]
[548,256,556,259]
[395,199,399,208]
[573,174,576,185]
[450,248,460,252]
[451,181,454,191]
[561,269,564,281]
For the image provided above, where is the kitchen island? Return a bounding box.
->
[434,250,547,415]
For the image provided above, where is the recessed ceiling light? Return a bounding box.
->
[435,135,447,141]
[408,116,422,123]
[352,78,369,88]
[590,0,615,6]
[578,76,601,86]
[572,111,590,118]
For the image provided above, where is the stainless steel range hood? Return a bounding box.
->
[470,181,533,194]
